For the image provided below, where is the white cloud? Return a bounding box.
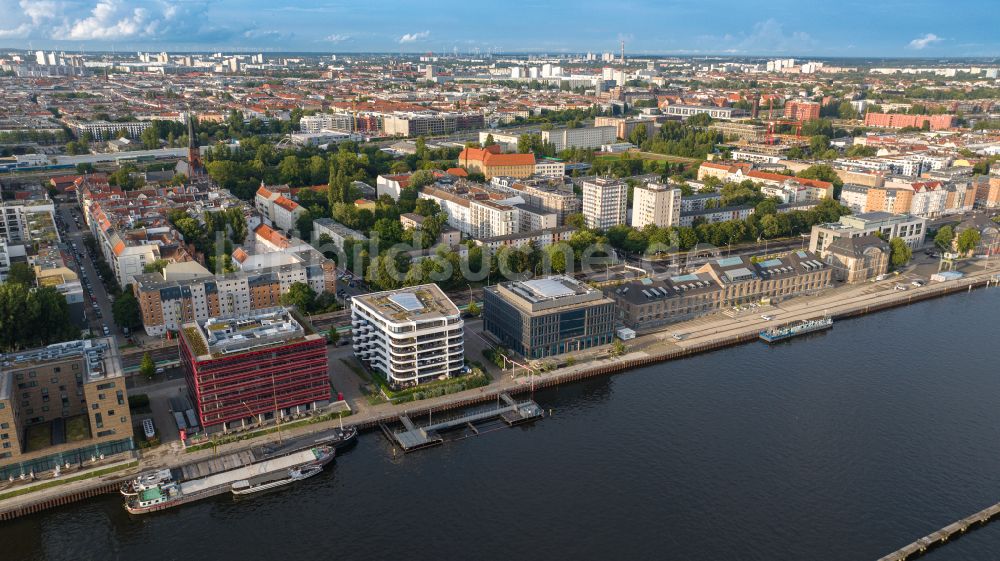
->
[20,0,62,25]
[0,22,31,38]
[737,19,812,53]
[63,0,158,40]
[325,33,350,42]
[399,30,429,44]
[694,19,812,54]
[908,33,941,50]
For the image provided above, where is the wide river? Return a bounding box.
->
[4,288,1000,561]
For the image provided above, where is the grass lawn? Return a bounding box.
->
[66,415,91,442]
[24,424,51,452]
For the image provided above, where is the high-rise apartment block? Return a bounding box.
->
[581,178,627,230]
[631,182,681,229]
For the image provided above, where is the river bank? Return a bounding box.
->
[2,259,997,521]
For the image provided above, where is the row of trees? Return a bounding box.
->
[933,225,984,255]
[0,283,79,352]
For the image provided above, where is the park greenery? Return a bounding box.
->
[0,283,79,352]
[166,207,247,274]
[202,135,461,201]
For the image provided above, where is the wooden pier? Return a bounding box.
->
[876,501,1000,560]
[381,393,543,452]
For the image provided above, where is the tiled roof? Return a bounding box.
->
[273,195,300,212]
[254,224,290,249]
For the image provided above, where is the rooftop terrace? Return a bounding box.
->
[353,283,459,323]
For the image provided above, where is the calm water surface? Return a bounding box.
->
[4,288,1000,561]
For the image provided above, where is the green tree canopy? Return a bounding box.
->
[934,225,954,251]
[140,352,156,379]
[6,262,36,286]
[113,287,143,330]
[957,229,981,254]
[0,284,78,352]
[280,281,317,313]
[889,238,912,269]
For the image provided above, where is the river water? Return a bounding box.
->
[4,288,1000,561]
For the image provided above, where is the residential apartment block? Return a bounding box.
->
[255,184,305,232]
[631,182,681,229]
[542,126,617,151]
[68,119,152,140]
[581,177,627,230]
[351,284,465,387]
[0,339,133,479]
[133,234,335,336]
[783,100,821,122]
[863,112,955,131]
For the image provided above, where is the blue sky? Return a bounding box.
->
[1,0,998,57]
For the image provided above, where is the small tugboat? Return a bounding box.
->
[759,317,833,343]
[317,424,358,450]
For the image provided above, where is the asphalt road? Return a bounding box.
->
[57,202,123,342]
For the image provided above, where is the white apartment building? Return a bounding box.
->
[419,187,472,234]
[582,178,627,230]
[839,184,870,214]
[351,284,465,387]
[542,126,617,152]
[533,159,566,178]
[0,239,11,281]
[631,182,681,229]
[515,204,558,232]
[0,199,56,244]
[104,233,161,288]
[299,113,355,133]
[312,218,368,250]
[70,120,152,140]
[477,131,521,152]
[469,200,517,239]
[255,185,305,232]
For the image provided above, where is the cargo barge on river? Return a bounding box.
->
[121,445,334,514]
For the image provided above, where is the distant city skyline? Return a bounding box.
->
[0,0,998,57]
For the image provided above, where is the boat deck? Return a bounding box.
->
[180,448,324,497]
[180,450,258,481]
